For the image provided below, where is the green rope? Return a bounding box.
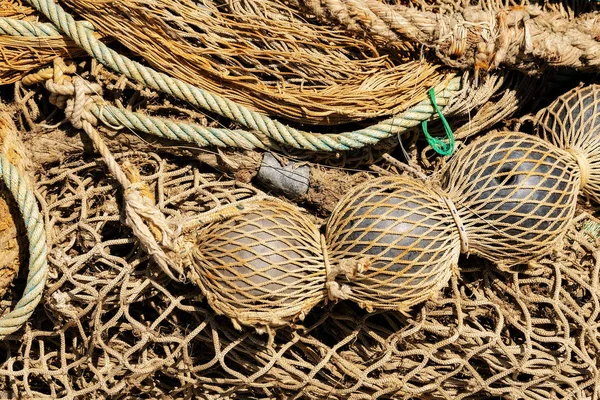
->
[0,155,48,339]
[0,14,461,152]
[422,87,455,156]
[582,219,600,239]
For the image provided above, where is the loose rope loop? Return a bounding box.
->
[422,87,455,156]
[0,154,48,339]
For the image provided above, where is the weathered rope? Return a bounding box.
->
[3,5,461,151]
[302,2,600,73]
[43,60,187,281]
[20,65,461,151]
[566,148,591,190]
[0,154,48,338]
[0,16,94,37]
[436,190,469,255]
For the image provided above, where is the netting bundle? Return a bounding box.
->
[3,147,600,398]
[191,197,326,331]
[443,131,581,266]
[325,176,459,312]
[324,130,585,312]
[534,84,600,204]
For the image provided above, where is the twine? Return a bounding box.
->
[567,147,591,190]
[422,87,455,156]
[436,191,469,255]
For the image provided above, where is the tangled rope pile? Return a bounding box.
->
[302,1,600,74]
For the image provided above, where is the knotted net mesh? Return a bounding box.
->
[443,131,581,267]
[325,175,459,313]
[192,197,326,331]
[1,148,599,399]
[534,84,600,205]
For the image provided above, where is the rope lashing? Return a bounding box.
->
[1,10,461,151]
[422,87,455,156]
[436,190,469,255]
[0,154,48,339]
[566,148,591,190]
[42,61,188,281]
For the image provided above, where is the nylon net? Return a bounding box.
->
[1,0,600,397]
[534,84,600,205]
[325,175,459,313]
[0,149,598,398]
[443,131,581,267]
[192,197,327,331]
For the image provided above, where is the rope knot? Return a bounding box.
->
[122,163,187,281]
[46,76,102,129]
[321,235,373,302]
[566,148,591,190]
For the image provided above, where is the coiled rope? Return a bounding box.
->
[0,155,48,339]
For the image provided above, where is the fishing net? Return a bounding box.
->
[325,175,459,313]
[534,84,600,205]
[0,148,599,399]
[1,0,600,397]
[442,131,581,267]
[191,197,327,331]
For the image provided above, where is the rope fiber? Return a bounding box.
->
[0,154,48,338]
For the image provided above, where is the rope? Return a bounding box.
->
[19,65,461,152]
[0,16,94,37]
[566,147,591,190]
[437,192,469,255]
[302,1,600,73]
[4,4,461,151]
[0,154,48,339]
[44,61,187,281]
[422,87,455,156]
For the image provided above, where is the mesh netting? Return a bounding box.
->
[325,175,459,313]
[0,150,599,398]
[442,131,580,267]
[534,84,600,205]
[191,197,326,331]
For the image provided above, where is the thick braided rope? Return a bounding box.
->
[9,3,461,151]
[0,155,48,339]
[303,1,600,72]
[0,17,94,37]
